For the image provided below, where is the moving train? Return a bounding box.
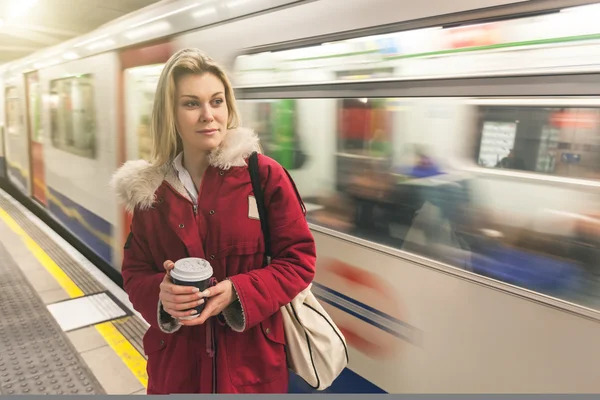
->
[2,0,600,393]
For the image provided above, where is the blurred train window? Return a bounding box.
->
[5,87,23,137]
[476,106,600,180]
[236,99,307,170]
[238,96,600,313]
[49,75,97,159]
[27,74,43,142]
[234,3,600,86]
[124,64,164,161]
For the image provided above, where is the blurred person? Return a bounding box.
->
[111,48,316,394]
[496,148,526,170]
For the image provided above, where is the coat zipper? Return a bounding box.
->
[197,169,216,393]
[212,322,217,393]
[179,168,215,392]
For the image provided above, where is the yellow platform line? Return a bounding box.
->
[0,207,148,389]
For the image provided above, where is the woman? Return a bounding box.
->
[111,48,316,394]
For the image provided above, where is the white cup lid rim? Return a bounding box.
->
[171,257,213,282]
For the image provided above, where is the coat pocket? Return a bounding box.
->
[143,328,198,394]
[142,328,169,393]
[224,312,287,387]
[143,328,168,356]
[213,240,264,277]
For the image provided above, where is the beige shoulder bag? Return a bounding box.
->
[248,152,348,390]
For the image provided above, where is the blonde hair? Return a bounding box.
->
[150,48,240,166]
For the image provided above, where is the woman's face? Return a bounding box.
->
[175,72,229,153]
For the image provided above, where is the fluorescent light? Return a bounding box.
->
[63,52,79,60]
[74,34,109,48]
[86,39,115,51]
[7,0,38,18]
[226,0,252,8]
[125,21,170,40]
[192,7,217,19]
[130,3,199,28]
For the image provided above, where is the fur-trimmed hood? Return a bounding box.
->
[110,126,260,213]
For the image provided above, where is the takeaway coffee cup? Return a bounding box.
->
[170,257,214,320]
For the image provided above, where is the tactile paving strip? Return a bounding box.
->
[0,194,146,360]
[0,242,105,395]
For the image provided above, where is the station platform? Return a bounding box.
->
[0,188,148,395]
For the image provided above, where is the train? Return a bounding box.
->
[2,0,600,393]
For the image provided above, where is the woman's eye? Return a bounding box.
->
[184,101,199,107]
[213,98,224,106]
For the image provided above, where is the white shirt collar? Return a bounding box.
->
[172,152,199,205]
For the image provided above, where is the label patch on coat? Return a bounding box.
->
[248,196,260,220]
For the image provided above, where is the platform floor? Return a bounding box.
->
[0,188,148,395]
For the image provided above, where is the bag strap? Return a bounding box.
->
[248,152,271,266]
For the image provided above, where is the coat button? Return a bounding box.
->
[265,328,270,335]
[219,171,224,176]
[210,255,215,260]
[159,340,164,346]
[178,224,184,228]
[158,198,164,203]
[209,210,215,215]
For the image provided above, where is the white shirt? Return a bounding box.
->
[172,152,199,205]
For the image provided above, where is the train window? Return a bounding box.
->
[234,3,600,86]
[5,87,23,137]
[124,64,164,161]
[237,99,306,170]
[476,106,600,180]
[49,75,97,159]
[27,74,43,142]
[238,96,600,313]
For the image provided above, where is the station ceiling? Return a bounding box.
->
[0,0,163,64]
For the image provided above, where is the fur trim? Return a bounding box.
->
[222,300,246,332]
[222,278,246,332]
[110,127,260,213]
[158,300,182,333]
[207,126,261,170]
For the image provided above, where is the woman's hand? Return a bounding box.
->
[159,260,206,319]
[179,279,237,326]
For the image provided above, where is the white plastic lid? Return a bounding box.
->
[171,258,213,282]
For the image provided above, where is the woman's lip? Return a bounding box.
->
[197,129,217,134]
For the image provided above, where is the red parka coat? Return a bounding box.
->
[111,127,316,394]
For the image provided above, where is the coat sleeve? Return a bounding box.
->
[122,210,181,334]
[223,157,316,332]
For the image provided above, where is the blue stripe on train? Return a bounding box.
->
[313,282,410,327]
[7,162,28,192]
[288,368,386,393]
[312,282,419,345]
[47,187,113,265]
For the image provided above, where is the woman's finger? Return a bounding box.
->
[163,298,204,311]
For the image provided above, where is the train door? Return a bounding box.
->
[116,41,173,260]
[0,125,5,180]
[25,71,47,205]
[4,85,30,194]
[0,79,5,180]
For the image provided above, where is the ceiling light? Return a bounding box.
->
[192,7,217,19]
[226,0,252,8]
[86,39,115,51]
[125,21,170,40]
[130,3,199,28]
[63,52,79,60]
[7,0,39,18]
[74,34,109,48]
